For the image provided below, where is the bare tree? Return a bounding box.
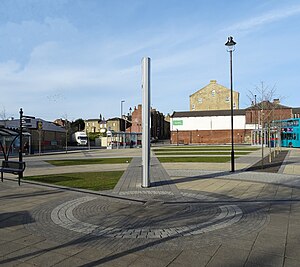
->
[61,113,70,153]
[0,106,8,127]
[248,82,278,168]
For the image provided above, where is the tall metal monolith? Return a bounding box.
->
[142,57,150,187]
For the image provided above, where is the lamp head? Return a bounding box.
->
[225,36,236,52]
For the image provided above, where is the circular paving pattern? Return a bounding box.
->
[25,190,269,250]
[47,191,268,240]
[51,195,243,238]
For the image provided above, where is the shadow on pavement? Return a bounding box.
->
[246,150,288,173]
[0,192,298,266]
[0,189,64,200]
[0,211,35,229]
[151,171,231,187]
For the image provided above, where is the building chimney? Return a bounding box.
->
[273,98,280,105]
[210,80,217,84]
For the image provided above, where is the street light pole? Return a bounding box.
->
[19,108,23,179]
[225,36,236,172]
[120,100,125,118]
[254,94,257,144]
[129,107,132,133]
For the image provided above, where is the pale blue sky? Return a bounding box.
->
[0,0,299,121]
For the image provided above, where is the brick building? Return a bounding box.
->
[245,100,293,125]
[106,118,126,132]
[171,100,300,145]
[130,104,170,140]
[0,118,66,152]
[85,119,101,133]
[171,110,249,145]
[189,80,239,111]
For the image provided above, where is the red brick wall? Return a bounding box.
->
[170,129,252,145]
[245,109,292,124]
[131,105,142,133]
[130,104,170,139]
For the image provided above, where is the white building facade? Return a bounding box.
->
[170,110,254,145]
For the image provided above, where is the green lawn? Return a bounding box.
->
[24,171,123,191]
[46,157,132,166]
[154,151,250,155]
[152,146,259,152]
[158,157,234,163]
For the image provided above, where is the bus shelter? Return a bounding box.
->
[0,127,31,159]
[251,128,269,146]
[106,131,142,149]
[251,127,279,147]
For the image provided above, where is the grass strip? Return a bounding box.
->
[158,157,234,163]
[46,158,132,166]
[154,151,250,155]
[152,147,259,152]
[24,171,123,191]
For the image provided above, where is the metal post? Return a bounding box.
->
[38,129,41,155]
[65,125,68,153]
[19,108,23,182]
[268,123,272,162]
[229,50,235,172]
[121,100,125,118]
[225,36,236,172]
[142,57,150,188]
[261,111,264,169]
[254,94,257,144]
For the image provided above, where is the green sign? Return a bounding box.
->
[173,120,183,126]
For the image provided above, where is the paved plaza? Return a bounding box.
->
[1,148,300,266]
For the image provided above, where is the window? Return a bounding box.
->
[198,98,202,103]
[225,96,230,102]
[211,90,215,97]
[192,104,195,110]
[233,103,236,108]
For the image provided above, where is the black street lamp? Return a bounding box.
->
[225,36,236,172]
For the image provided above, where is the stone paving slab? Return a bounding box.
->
[113,156,181,196]
[1,177,300,266]
[1,147,300,266]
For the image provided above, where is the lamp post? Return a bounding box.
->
[129,107,132,147]
[129,107,132,133]
[225,36,236,172]
[19,108,23,177]
[120,100,125,118]
[254,94,257,144]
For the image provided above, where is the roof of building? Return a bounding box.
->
[292,108,300,113]
[107,117,124,121]
[0,119,66,132]
[85,118,100,122]
[171,109,246,118]
[245,101,291,110]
